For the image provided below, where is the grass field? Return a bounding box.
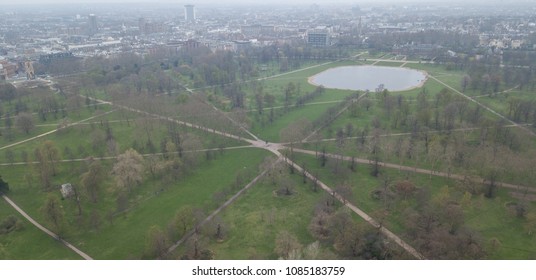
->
[0,199,82,260]
[2,52,536,260]
[291,152,536,259]
[2,148,272,259]
[205,172,327,259]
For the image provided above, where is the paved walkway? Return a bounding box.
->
[0,110,116,151]
[281,157,425,259]
[298,123,531,145]
[429,75,536,137]
[302,93,367,142]
[1,194,93,260]
[167,158,281,254]
[292,148,536,194]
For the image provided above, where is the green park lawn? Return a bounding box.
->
[205,173,327,259]
[1,148,273,259]
[291,152,536,259]
[3,53,536,260]
[0,199,82,260]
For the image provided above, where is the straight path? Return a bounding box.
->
[281,155,424,259]
[292,148,536,194]
[244,99,348,113]
[299,123,531,145]
[429,75,536,137]
[0,110,116,151]
[0,145,254,166]
[367,58,422,64]
[191,52,367,91]
[0,116,162,129]
[86,96,247,143]
[257,52,367,82]
[167,158,281,254]
[472,85,520,98]
[1,194,93,260]
[302,93,367,142]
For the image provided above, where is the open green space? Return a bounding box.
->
[291,152,536,259]
[249,102,342,142]
[2,148,272,259]
[3,48,536,260]
[0,199,82,260]
[205,172,327,259]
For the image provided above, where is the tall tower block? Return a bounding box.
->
[184,5,195,22]
[88,14,98,35]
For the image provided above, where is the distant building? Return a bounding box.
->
[378,26,407,32]
[0,59,17,79]
[182,39,201,49]
[166,39,203,53]
[241,24,275,38]
[138,17,146,34]
[60,183,75,199]
[138,18,170,35]
[232,40,252,53]
[184,5,195,22]
[88,14,98,35]
[0,64,6,80]
[511,39,524,49]
[39,52,74,63]
[307,28,332,47]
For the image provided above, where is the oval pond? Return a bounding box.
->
[309,65,427,92]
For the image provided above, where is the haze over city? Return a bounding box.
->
[0,0,532,5]
[1,0,536,274]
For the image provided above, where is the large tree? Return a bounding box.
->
[144,225,169,259]
[15,112,34,134]
[40,195,64,234]
[112,148,145,192]
[40,141,60,176]
[280,118,312,155]
[80,160,105,203]
[33,141,60,190]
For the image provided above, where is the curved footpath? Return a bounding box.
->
[1,194,93,260]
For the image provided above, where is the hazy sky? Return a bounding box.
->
[0,0,522,5]
[0,0,532,9]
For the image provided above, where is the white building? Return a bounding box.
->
[60,183,75,199]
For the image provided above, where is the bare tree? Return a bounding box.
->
[280,118,312,155]
[40,141,60,176]
[40,195,64,235]
[15,112,34,134]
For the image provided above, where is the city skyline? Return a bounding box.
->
[0,0,531,6]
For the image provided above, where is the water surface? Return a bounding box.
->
[309,65,427,92]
